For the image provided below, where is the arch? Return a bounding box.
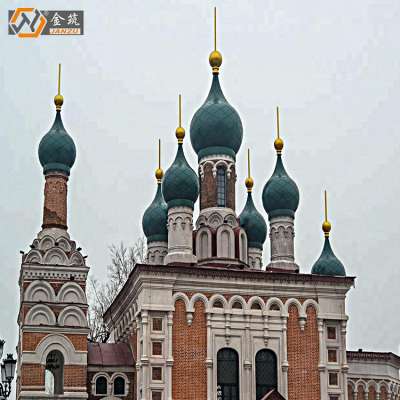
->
[217,348,239,400]
[35,334,82,365]
[43,247,68,265]
[302,299,320,316]
[228,295,247,311]
[196,227,212,260]
[248,296,266,312]
[255,349,278,399]
[266,298,285,314]
[216,225,235,259]
[56,237,71,252]
[25,249,43,264]
[25,304,56,326]
[39,235,55,251]
[69,251,84,266]
[45,349,64,395]
[367,380,379,391]
[111,373,129,396]
[58,306,87,327]
[58,282,86,304]
[95,375,108,396]
[172,292,190,311]
[209,294,228,311]
[239,229,248,263]
[285,298,305,318]
[24,280,56,303]
[189,293,209,311]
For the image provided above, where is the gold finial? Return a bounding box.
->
[322,190,332,237]
[274,106,284,154]
[54,64,64,111]
[209,7,223,74]
[245,148,254,192]
[175,94,185,143]
[155,139,164,183]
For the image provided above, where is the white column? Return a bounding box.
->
[206,313,213,400]
[341,320,349,400]
[281,316,289,398]
[244,315,252,398]
[141,310,149,400]
[166,311,174,400]
[318,318,327,400]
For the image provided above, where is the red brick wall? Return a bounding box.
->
[22,332,87,352]
[287,305,320,400]
[172,300,207,400]
[64,365,87,388]
[369,386,377,400]
[200,164,216,210]
[42,174,68,229]
[21,364,45,386]
[348,384,354,400]
[226,166,236,211]
[381,386,388,400]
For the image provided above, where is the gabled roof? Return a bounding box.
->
[88,342,134,367]
[261,389,286,400]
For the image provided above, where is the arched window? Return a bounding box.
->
[255,349,277,399]
[217,167,226,207]
[95,376,108,395]
[45,350,64,395]
[114,376,125,395]
[217,348,239,400]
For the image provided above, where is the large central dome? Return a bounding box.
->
[190,74,243,160]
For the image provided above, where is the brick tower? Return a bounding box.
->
[16,66,89,399]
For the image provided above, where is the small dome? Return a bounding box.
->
[239,192,267,249]
[190,75,243,160]
[262,155,299,219]
[162,144,199,209]
[38,111,76,175]
[142,183,168,243]
[311,237,346,276]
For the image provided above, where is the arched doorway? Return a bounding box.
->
[217,348,239,400]
[255,349,277,399]
[45,350,64,395]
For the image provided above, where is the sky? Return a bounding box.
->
[1,0,400,363]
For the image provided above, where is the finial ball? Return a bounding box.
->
[322,220,332,236]
[176,126,185,142]
[155,168,164,181]
[245,177,254,191]
[209,50,222,69]
[274,137,284,153]
[54,94,64,109]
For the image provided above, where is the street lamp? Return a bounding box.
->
[0,340,16,399]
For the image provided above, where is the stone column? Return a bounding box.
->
[341,321,349,400]
[281,316,289,398]
[318,319,327,400]
[141,311,149,400]
[248,248,263,269]
[164,206,197,264]
[206,313,213,400]
[166,311,174,400]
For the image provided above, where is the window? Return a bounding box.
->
[232,301,242,310]
[152,318,163,332]
[152,391,162,400]
[113,376,125,396]
[217,167,227,207]
[217,348,239,400]
[251,302,262,310]
[152,342,162,356]
[329,372,339,386]
[95,376,108,395]
[329,396,339,400]
[152,367,162,381]
[213,300,224,309]
[328,349,337,363]
[255,349,277,400]
[269,303,280,311]
[327,326,336,340]
[45,350,64,395]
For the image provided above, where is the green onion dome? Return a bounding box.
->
[239,192,267,249]
[38,111,76,175]
[190,74,243,161]
[162,144,199,209]
[262,154,299,219]
[142,183,168,243]
[311,237,346,276]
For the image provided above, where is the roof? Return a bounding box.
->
[261,389,286,400]
[347,350,400,367]
[88,342,135,367]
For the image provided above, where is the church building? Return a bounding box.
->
[15,10,400,400]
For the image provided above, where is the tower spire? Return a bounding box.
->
[155,139,164,183]
[274,106,284,155]
[245,148,254,192]
[322,190,332,237]
[209,7,223,74]
[175,94,185,144]
[54,63,64,111]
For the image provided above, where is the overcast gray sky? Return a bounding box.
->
[1,0,399,359]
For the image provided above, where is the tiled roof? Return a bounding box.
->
[88,342,134,367]
[347,350,400,366]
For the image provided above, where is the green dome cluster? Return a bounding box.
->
[142,184,168,243]
[162,144,199,209]
[262,155,299,219]
[311,237,346,276]
[38,111,76,175]
[239,192,267,249]
[190,75,243,160]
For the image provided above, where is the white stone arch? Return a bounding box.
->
[189,293,209,311]
[367,380,379,392]
[24,280,56,302]
[228,295,248,312]
[248,296,265,311]
[378,380,390,393]
[285,298,305,318]
[196,227,212,260]
[69,251,84,266]
[36,334,81,365]
[355,379,368,394]
[38,235,55,251]
[91,372,111,396]
[238,228,248,264]
[58,306,87,327]
[25,304,56,326]
[199,159,215,180]
[302,299,320,317]
[110,372,130,397]
[172,292,190,311]
[208,212,224,229]
[25,249,43,264]
[43,247,68,265]
[266,297,285,314]
[347,379,356,392]
[208,294,229,312]
[216,225,235,259]
[56,237,71,252]
[58,282,86,304]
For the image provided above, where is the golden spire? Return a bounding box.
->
[54,64,64,111]
[245,148,254,192]
[155,139,164,183]
[322,190,332,237]
[274,106,284,154]
[175,94,185,144]
[209,7,223,74]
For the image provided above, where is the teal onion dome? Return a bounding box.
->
[311,237,346,276]
[162,144,199,209]
[262,155,299,219]
[38,111,76,175]
[239,192,267,249]
[190,74,243,161]
[142,183,168,243]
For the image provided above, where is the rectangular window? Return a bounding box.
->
[328,349,337,363]
[152,341,162,356]
[152,318,163,332]
[328,372,339,386]
[329,396,339,400]
[327,326,336,340]
[152,366,162,381]
[216,167,226,207]
[152,391,162,400]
